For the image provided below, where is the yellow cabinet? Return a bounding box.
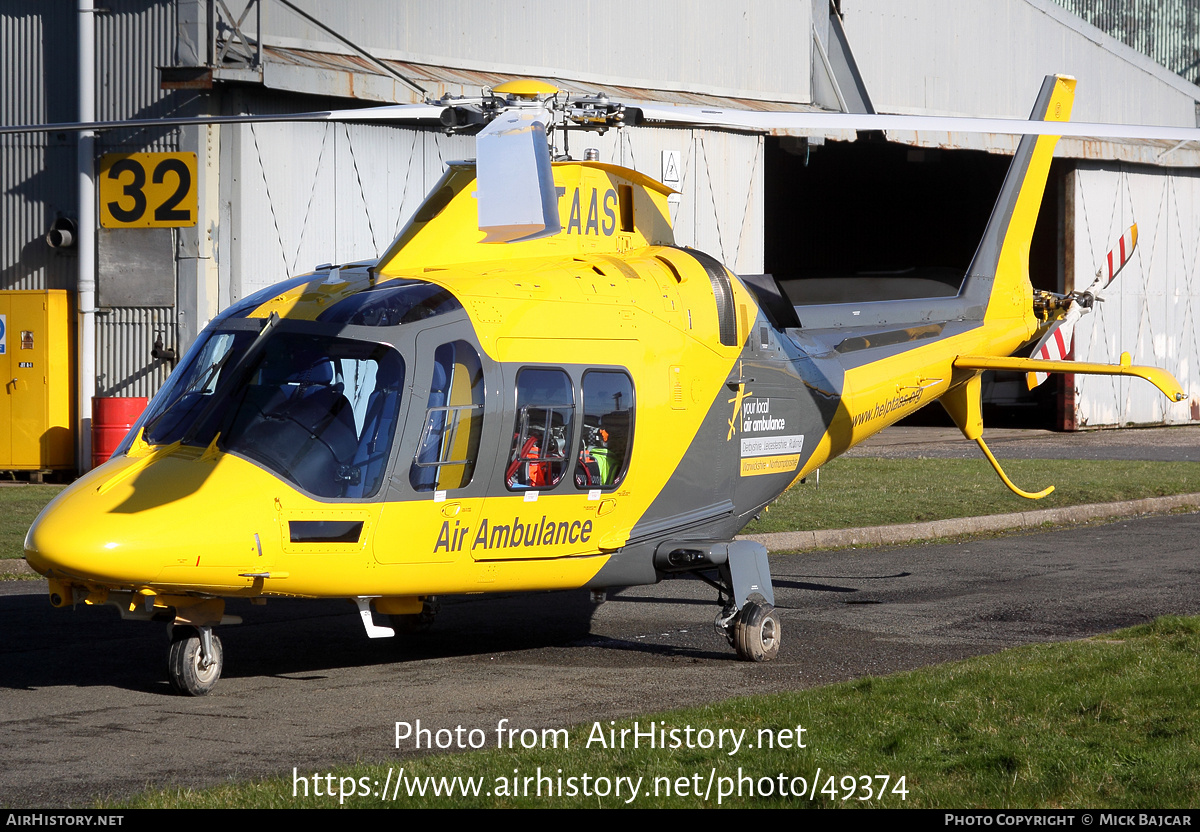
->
[0,291,74,471]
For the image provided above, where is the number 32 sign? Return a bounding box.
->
[99,152,198,228]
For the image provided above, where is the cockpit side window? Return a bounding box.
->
[410,341,485,492]
[506,368,575,491]
[142,327,259,447]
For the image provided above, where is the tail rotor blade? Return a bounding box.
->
[1026,315,1078,390]
[1030,222,1138,389]
[1101,223,1137,290]
[1081,223,1138,298]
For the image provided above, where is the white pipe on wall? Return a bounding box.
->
[77,0,96,472]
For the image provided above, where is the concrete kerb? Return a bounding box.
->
[4,493,1198,575]
[740,492,1200,553]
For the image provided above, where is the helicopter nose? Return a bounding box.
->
[22,464,128,580]
[24,489,161,585]
[23,451,285,587]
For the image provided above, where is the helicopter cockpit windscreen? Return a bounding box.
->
[141,325,404,499]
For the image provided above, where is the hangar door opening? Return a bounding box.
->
[763,136,1065,428]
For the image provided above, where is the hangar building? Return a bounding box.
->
[2,0,1198,473]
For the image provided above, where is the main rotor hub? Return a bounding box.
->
[491,79,561,102]
[430,80,628,137]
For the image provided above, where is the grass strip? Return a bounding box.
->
[0,485,63,562]
[119,616,1200,809]
[744,458,1200,533]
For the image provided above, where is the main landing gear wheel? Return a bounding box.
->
[732,599,781,662]
[389,596,440,635]
[167,626,223,696]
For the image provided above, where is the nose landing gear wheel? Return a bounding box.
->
[732,600,780,662]
[167,626,224,696]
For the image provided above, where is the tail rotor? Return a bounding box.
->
[1026,223,1137,389]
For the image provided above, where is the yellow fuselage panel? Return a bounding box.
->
[28,241,754,601]
[26,451,294,589]
[253,162,679,321]
[372,249,751,569]
[378,162,676,274]
[23,448,613,598]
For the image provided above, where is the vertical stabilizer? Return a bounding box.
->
[962,75,1075,325]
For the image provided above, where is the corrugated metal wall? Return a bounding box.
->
[96,307,176,397]
[0,3,78,293]
[3,1,188,406]
[1072,163,1200,426]
[93,0,183,404]
[96,0,181,153]
[1052,0,1200,85]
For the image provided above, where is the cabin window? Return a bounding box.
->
[574,371,634,489]
[506,368,575,491]
[411,341,485,492]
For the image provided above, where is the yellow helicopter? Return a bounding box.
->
[18,76,1189,695]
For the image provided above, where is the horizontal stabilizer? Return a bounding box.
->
[956,354,1186,402]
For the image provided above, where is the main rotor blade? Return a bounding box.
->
[629,103,1200,144]
[12,97,1200,145]
[474,107,560,243]
[0,104,448,136]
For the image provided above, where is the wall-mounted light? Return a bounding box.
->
[46,216,78,249]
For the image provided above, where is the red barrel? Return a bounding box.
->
[92,396,148,470]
